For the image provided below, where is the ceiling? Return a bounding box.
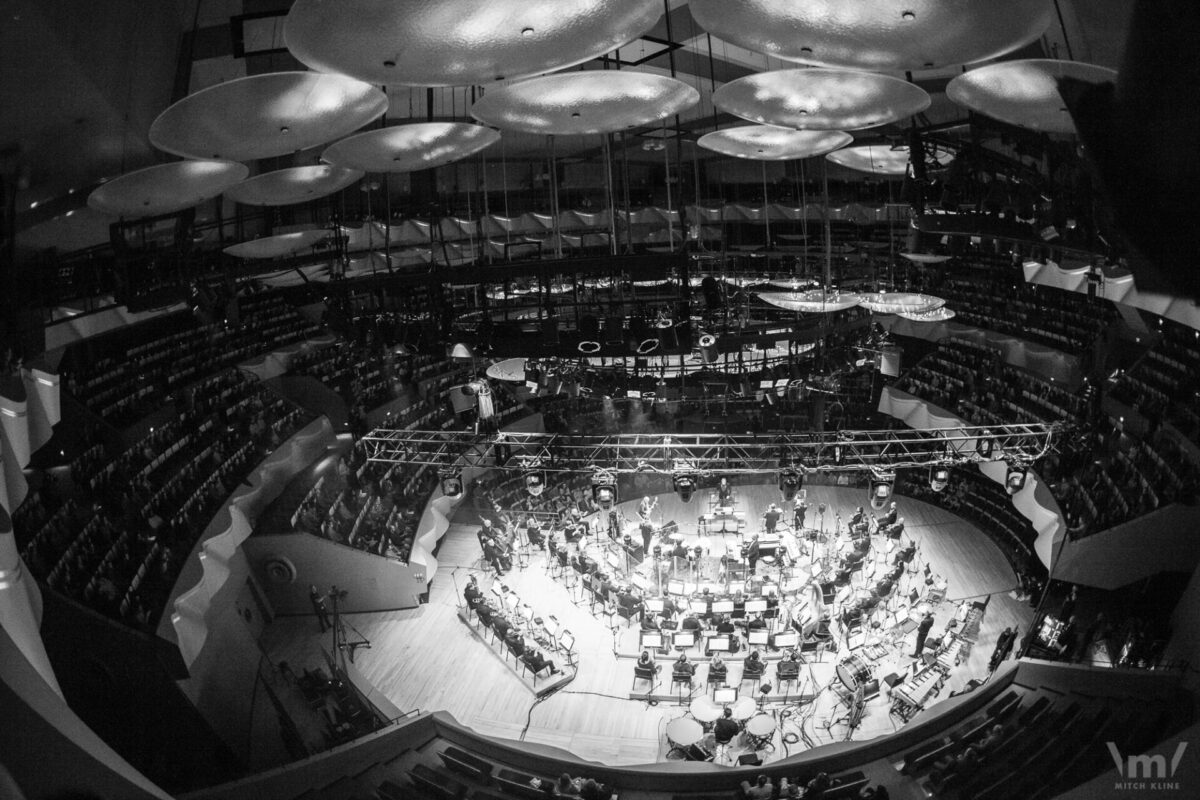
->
[6,0,1136,251]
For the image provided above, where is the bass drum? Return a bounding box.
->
[836,654,873,692]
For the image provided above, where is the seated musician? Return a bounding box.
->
[659,595,679,624]
[640,612,660,631]
[743,649,764,675]
[850,506,866,530]
[598,573,619,601]
[637,650,659,671]
[716,614,736,636]
[526,518,545,549]
[888,516,905,539]
[708,652,728,682]
[617,587,643,622]
[475,600,497,627]
[680,612,703,633]
[523,648,561,675]
[713,706,739,745]
[463,575,484,609]
[878,501,899,528]
[746,613,767,632]
[730,591,746,620]
[492,613,512,640]
[777,650,801,680]
[673,653,697,687]
[671,540,689,559]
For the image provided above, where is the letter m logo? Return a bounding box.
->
[1107,741,1188,779]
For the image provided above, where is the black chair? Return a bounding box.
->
[633,662,660,691]
[741,657,766,688]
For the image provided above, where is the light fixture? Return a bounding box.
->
[868,468,895,511]
[929,466,951,493]
[592,468,618,510]
[520,455,546,497]
[698,333,719,363]
[1006,463,1028,495]
[673,469,699,503]
[440,469,463,498]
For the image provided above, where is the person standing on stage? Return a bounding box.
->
[638,495,657,521]
[793,495,808,531]
[912,611,935,658]
[309,584,330,633]
[745,534,761,574]
[763,504,781,534]
[718,478,734,507]
[639,517,654,553]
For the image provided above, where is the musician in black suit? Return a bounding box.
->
[641,611,660,631]
[680,613,703,634]
[744,534,761,574]
[639,518,655,553]
[879,501,899,528]
[713,707,739,745]
[617,586,643,623]
[492,613,512,640]
[673,652,697,688]
[912,612,935,658]
[850,506,866,530]
[763,504,781,533]
[523,648,560,675]
[463,575,484,610]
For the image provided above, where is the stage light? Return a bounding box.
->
[868,468,895,511]
[494,439,512,467]
[525,470,546,497]
[1006,463,1028,495]
[440,469,463,498]
[673,469,699,503]
[779,467,804,501]
[592,468,618,510]
[977,430,996,459]
[929,466,951,493]
[699,333,719,363]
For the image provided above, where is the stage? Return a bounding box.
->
[262,484,1034,767]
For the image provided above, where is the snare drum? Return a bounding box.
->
[836,654,873,692]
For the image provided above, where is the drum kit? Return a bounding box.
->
[836,653,874,694]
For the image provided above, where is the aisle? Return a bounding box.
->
[260,485,1034,767]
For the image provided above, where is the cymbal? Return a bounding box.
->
[669,532,687,542]
[947,59,1117,135]
[88,160,248,219]
[150,72,388,161]
[697,126,851,161]
[899,252,953,264]
[223,230,332,259]
[713,69,930,131]
[826,144,952,176]
[225,165,363,206]
[897,306,956,323]
[321,123,500,173]
[284,0,662,86]
[689,0,1054,72]
[470,72,699,135]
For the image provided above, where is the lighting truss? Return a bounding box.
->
[361,424,1064,476]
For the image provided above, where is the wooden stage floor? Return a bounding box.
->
[261,484,1034,767]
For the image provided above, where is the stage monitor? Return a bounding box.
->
[712,600,734,614]
[667,580,686,595]
[645,598,665,613]
[673,631,696,648]
[748,629,769,645]
[689,600,709,614]
[744,599,768,613]
[640,632,663,649]
[772,631,799,648]
[761,584,779,597]
[713,687,738,705]
[707,635,731,652]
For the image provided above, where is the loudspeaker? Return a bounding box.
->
[737,753,762,766]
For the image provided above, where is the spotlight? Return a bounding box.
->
[673,465,699,503]
[977,430,996,459]
[494,439,512,467]
[929,466,951,493]
[1006,464,1028,495]
[440,469,463,498]
[779,467,804,501]
[524,465,547,497]
[592,468,618,510]
[868,468,895,511]
[698,333,719,363]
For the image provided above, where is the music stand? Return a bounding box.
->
[673,631,696,652]
[771,631,798,651]
[748,629,770,650]
[745,599,767,614]
[713,686,738,705]
[712,600,734,614]
[646,597,665,614]
[707,635,731,655]
[640,631,664,651]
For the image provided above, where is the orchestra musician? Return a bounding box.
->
[717,478,734,507]
[763,504,781,534]
[793,495,808,531]
[744,534,761,574]
[713,707,739,748]
[878,501,899,528]
[607,510,621,541]
[708,652,728,682]
[849,506,867,533]
[463,575,484,611]
[672,652,697,688]
[639,517,655,553]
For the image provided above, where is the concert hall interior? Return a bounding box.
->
[3,2,1200,800]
